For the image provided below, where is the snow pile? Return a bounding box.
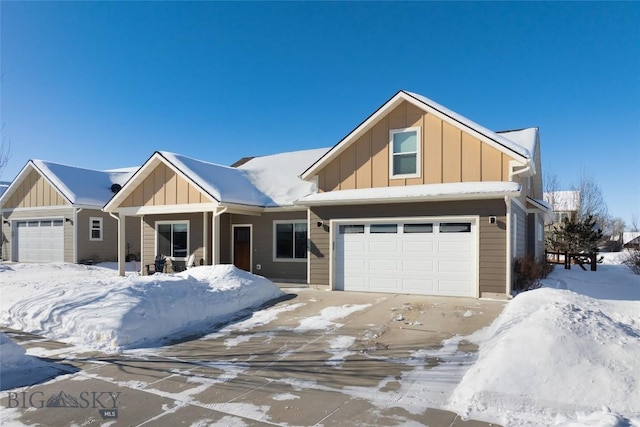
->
[447,259,640,426]
[1,264,283,352]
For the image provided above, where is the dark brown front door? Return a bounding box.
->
[233,226,251,272]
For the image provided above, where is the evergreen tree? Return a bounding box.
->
[546,214,603,253]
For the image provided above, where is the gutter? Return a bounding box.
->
[73,208,83,264]
[505,196,513,297]
[108,212,125,276]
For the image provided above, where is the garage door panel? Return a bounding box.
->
[336,219,476,297]
[15,219,64,263]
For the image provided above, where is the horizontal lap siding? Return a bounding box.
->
[310,199,507,296]
[229,212,307,282]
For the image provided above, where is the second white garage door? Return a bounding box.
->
[334,219,476,297]
[15,219,65,263]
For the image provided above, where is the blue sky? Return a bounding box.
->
[2,2,639,226]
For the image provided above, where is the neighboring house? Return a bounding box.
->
[0,161,140,263]
[623,232,640,250]
[106,90,547,298]
[0,181,9,197]
[543,190,580,227]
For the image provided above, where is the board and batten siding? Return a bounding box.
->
[120,162,213,208]
[316,101,516,192]
[141,213,206,273]
[3,169,70,209]
[2,208,75,263]
[309,199,508,297]
[228,211,308,282]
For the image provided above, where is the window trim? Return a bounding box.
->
[389,127,421,179]
[155,220,190,260]
[273,220,308,263]
[89,217,103,241]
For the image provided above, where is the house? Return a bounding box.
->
[0,160,140,263]
[106,90,547,298]
[623,232,640,250]
[543,190,580,227]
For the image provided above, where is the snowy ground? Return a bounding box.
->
[1,252,640,426]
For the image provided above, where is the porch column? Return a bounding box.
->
[213,213,221,265]
[202,212,208,265]
[118,214,127,277]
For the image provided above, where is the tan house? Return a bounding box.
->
[0,160,140,263]
[103,90,546,298]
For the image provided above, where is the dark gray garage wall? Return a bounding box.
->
[310,199,508,297]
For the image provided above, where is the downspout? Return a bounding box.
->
[74,208,83,263]
[505,196,512,297]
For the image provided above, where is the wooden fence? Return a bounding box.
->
[545,250,597,271]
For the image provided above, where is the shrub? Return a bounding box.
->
[623,250,640,275]
[513,255,554,292]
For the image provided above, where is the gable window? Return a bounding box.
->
[89,217,103,241]
[390,127,420,178]
[157,221,189,259]
[274,220,307,261]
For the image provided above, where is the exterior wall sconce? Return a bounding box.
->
[65,218,73,224]
[2,220,9,225]
[317,221,323,227]
[489,216,497,224]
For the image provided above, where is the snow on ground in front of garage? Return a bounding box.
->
[0,263,283,356]
[446,252,640,426]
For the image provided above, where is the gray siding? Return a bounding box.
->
[310,199,508,296]
[228,211,307,282]
[512,202,527,259]
[141,213,207,273]
[2,208,75,263]
[75,211,142,263]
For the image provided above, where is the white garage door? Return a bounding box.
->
[335,220,476,297]
[15,219,65,262]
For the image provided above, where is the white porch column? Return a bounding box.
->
[213,212,221,265]
[202,212,208,265]
[118,214,127,277]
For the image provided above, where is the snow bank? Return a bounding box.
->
[0,332,61,390]
[1,264,283,352]
[447,262,640,426]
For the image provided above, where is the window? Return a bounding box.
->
[157,221,189,259]
[274,221,307,260]
[404,223,433,233]
[89,217,103,241]
[370,224,398,234]
[339,224,364,234]
[537,222,544,242]
[440,222,471,233]
[390,127,420,178]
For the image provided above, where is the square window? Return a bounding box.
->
[156,221,189,258]
[390,128,420,178]
[274,221,307,260]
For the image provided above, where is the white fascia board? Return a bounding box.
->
[113,202,220,216]
[299,191,520,207]
[2,205,75,214]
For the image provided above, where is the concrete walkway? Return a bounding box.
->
[1,289,505,426]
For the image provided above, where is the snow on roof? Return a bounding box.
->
[404,91,533,159]
[496,128,539,158]
[298,181,521,205]
[237,147,330,206]
[159,152,272,206]
[623,232,640,245]
[160,147,330,207]
[544,190,580,212]
[32,160,137,207]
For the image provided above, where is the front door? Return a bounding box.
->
[233,226,251,272]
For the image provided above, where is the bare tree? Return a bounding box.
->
[631,213,639,232]
[573,169,608,227]
[0,127,10,178]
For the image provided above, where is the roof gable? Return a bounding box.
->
[301,90,533,180]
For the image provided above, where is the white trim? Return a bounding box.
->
[329,215,479,296]
[307,208,311,285]
[155,220,190,261]
[202,212,208,266]
[2,206,74,213]
[272,219,308,263]
[89,217,103,241]
[389,127,421,179]
[505,197,513,296]
[113,203,219,216]
[232,224,253,273]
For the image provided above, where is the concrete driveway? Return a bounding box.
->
[1,288,505,426]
